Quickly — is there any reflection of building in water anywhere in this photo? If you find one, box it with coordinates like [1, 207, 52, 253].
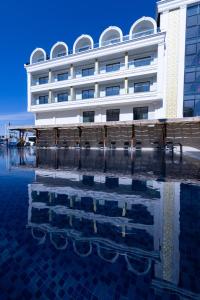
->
[27, 170, 184, 292]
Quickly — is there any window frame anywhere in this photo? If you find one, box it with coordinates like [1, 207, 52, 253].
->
[83, 111, 95, 123]
[105, 85, 120, 97]
[106, 109, 120, 122]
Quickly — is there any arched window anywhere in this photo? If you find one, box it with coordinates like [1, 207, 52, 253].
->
[50, 42, 68, 59]
[73, 35, 94, 53]
[99, 26, 123, 47]
[30, 48, 46, 64]
[129, 17, 157, 39]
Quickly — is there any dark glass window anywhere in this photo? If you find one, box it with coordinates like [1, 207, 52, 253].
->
[187, 5, 199, 17]
[184, 3, 200, 117]
[39, 76, 48, 84]
[57, 92, 68, 102]
[134, 82, 150, 93]
[184, 100, 195, 117]
[83, 111, 94, 123]
[186, 26, 199, 39]
[186, 44, 197, 55]
[133, 107, 148, 120]
[187, 15, 198, 27]
[185, 72, 196, 83]
[106, 109, 120, 122]
[82, 67, 94, 77]
[57, 72, 68, 81]
[39, 95, 48, 104]
[82, 89, 94, 99]
[133, 57, 151, 67]
[106, 62, 120, 72]
[106, 86, 120, 96]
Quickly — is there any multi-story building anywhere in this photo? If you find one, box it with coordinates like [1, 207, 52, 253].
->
[24, 0, 200, 127]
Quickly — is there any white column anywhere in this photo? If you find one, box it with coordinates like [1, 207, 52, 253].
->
[124, 77, 129, 94]
[177, 5, 187, 118]
[27, 72, 32, 109]
[70, 64, 74, 79]
[125, 52, 129, 69]
[49, 69, 52, 83]
[70, 86, 74, 101]
[157, 42, 165, 95]
[49, 90, 52, 104]
[95, 83, 99, 98]
[95, 59, 99, 75]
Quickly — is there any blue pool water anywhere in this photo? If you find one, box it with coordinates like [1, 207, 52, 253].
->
[0, 148, 200, 300]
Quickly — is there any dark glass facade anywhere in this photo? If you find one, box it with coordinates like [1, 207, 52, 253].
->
[184, 3, 200, 117]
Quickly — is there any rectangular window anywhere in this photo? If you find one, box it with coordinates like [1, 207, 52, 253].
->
[57, 72, 68, 81]
[39, 76, 48, 85]
[82, 89, 95, 99]
[39, 95, 48, 104]
[57, 92, 68, 102]
[134, 82, 150, 93]
[106, 62, 120, 72]
[186, 44, 197, 55]
[133, 107, 148, 120]
[83, 111, 95, 123]
[133, 57, 151, 67]
[185, 72, 196, 83]
[106, 86, 120, 97]
[82, 67, 94, 77]
[184, 100, 195, 117]
[106, 109, 120, 122]
[184, 3, 200, 117]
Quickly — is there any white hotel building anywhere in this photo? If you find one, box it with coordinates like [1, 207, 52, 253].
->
[25, 0, 200, 126]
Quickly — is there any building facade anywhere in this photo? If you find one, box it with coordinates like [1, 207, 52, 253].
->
[25, 0, 200, 127]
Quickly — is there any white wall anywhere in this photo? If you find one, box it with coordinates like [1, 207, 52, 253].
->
[35, 103, 162, 126]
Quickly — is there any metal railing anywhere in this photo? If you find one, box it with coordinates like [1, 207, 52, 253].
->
[31, 88, 155, 105]
[31, 57, 156, 86]
[31, 28, 160, 65]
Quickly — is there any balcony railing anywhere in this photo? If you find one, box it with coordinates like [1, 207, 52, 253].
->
[31, 87, 155, 106]
[31, 57, 156, 86]
[30, 28, 160, 65]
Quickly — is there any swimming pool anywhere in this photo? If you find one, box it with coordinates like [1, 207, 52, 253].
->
[0, 148, 199, 299]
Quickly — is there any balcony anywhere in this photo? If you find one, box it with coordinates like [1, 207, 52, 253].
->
[30, 81, 159, 110]
[30, 56, 157, 91]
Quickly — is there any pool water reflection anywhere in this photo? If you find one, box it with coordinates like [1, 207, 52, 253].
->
[0, 148, 200, 299]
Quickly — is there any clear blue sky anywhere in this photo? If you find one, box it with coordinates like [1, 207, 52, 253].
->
[0, 0, 156, 134]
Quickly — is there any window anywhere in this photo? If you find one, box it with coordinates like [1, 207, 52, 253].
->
[106, 62, 120, 72]
[184, 3, 200, 117]
[134, 82, 150, 93]
[185, 72, 196, 83]
[57, 72, 68, 81]
[83, 111, 95, 123]
[39, 95, 48, 104]
[133, 107, 148, 120]
[39, 76, 48, 85]
[186, 26, 199, 39]
[106, 86, 120, 96]
[78, 45, 90, 52]
[57, 92, 68, 102]
[57, 52, 66, 57]
[133, 57, 151, 67]
[82, 89, 94, 99]
[106, 109, 120, 122]
[184, 100, 195, 117]
[186, 44, 197, 55]
[187, 15, 198, 27]
[187, 4, 199, 17]
[82, 67, 94, 77]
